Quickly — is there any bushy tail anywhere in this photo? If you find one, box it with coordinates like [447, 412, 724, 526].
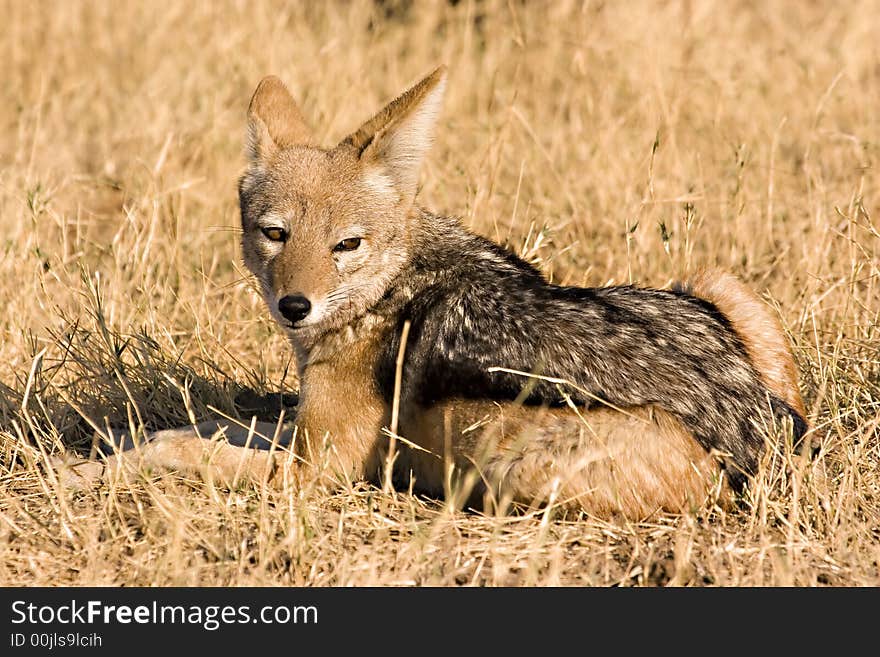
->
[677, 269, 808, 447]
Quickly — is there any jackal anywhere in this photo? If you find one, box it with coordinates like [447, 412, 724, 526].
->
[56, 67, 808, 518]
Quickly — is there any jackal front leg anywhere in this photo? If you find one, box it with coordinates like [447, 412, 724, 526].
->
[51, 419, 296, 490]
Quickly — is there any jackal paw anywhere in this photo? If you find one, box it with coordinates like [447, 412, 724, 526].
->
[47, 453, 106, 491]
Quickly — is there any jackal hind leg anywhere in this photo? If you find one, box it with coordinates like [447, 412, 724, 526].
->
[472, 406, 728, 519]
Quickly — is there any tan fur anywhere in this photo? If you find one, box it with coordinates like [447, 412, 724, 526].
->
[680, 269, 806, 417]
[344, 66, 446, 153]
[247, 75, 313, 160]
[349, 66, 447, 205]
[51, 70, 804, 521]
[53, 421, 292, 490]
[396, 399, 722, 518]
[293, 327, 389, 483]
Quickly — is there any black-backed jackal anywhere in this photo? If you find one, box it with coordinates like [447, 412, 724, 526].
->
[55, 67, 808, 519]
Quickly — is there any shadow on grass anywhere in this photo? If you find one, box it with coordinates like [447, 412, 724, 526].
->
[1, 323, 298, 462]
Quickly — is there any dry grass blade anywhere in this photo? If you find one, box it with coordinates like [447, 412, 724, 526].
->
[0, 0, 878, 586]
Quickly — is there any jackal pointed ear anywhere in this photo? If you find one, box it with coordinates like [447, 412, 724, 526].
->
[246, 76, 312, 163]
[342, 66, 447, 204]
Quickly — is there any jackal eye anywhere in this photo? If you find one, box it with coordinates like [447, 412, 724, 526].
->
[333, 237, 362, 252]
[261, 227, 287, 242]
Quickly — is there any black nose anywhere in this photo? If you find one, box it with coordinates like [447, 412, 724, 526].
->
[277, 295, 311, 324]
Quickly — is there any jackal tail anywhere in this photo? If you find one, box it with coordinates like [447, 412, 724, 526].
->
[679, 269, 807, 424]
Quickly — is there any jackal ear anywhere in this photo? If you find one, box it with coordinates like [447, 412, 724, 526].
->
[342, 66, 447, 204]
[246, 76, 313, 163]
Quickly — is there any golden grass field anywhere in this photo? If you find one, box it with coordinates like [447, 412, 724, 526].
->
[1, 0, 878, 586]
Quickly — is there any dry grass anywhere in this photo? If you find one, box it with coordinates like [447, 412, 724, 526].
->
[1, 0, 878, 586]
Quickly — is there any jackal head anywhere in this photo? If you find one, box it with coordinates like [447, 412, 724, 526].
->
[238, 67, 446, 347]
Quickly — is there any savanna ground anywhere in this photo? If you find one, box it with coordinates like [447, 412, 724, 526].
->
[0, 0, 878, 586]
